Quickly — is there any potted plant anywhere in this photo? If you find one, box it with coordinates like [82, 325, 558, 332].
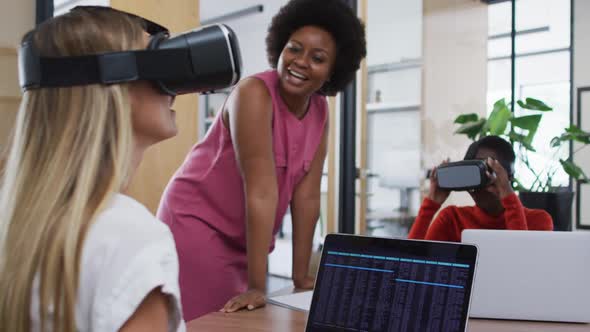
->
[453, 97, 589, 231]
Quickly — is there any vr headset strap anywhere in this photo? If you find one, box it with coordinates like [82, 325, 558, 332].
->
[19, 46, 194, 90]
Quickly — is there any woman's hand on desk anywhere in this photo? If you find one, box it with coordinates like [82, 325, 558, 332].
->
[293, 276, 315, 289]
[220, 289, 266, 313]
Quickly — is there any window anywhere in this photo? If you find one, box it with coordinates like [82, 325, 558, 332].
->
[487, 0, 571, 190]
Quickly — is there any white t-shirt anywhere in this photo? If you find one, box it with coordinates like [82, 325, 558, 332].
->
[30, 193, 186, 332]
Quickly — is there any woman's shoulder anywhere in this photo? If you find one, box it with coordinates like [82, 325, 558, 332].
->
[92, 193, 171, 240]
[78, 193, 183, 331]
[226, 74, 274, 114]
[82, 193, 177, 277]
[233, 74, 273, 99]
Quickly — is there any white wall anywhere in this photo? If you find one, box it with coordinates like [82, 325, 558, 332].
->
[0, 0, 35, 153]
[200, 0, 288, 78]
[366, 0, 422, 67]
[0, 0, 35, 47]
[422, 0, 488, 207]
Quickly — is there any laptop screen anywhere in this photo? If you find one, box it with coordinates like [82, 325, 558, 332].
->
[306, 234, 478, 332]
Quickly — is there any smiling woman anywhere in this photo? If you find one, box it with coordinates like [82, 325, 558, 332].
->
[156, 0, 366, 321]
[275, 25, 336, 118]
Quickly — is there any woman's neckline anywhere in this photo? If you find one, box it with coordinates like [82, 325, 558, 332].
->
[276, 81, 312, 122]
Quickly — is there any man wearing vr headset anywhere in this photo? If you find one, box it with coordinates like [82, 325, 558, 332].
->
[408, 136, 553, 242]
[0, 6, 241, 332]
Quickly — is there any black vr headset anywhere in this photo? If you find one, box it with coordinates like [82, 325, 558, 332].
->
[436, 160, 495, 191]
[435, 151, 515, 192]
[18, 6, 242, 96]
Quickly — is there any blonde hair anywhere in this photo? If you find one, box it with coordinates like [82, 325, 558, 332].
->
[0, 8, 145, 332]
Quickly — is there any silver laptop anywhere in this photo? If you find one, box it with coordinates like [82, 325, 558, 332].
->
[462, 230, 590, 323]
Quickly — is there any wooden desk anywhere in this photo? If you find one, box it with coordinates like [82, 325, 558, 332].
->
[188, 288, 590, 332]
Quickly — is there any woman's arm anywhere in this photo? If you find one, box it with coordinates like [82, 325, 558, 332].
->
[424, 210, 458, 242]
[408, 162, 449, 239]
[486, 158, 528, 230]
[119, 288, 170, 332]
[501, 193, 528, 230]
[290, 124, 328, 289]
[222, 78, 277, 313]
[408, 198, 443, 239]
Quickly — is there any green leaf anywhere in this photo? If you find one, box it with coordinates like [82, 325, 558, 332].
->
[487, 101, 512, 135]
[566, 125, 590, 143]
[511, 115, 542, 131]
[566, 125, 585, 134]
[551, 125, 590, 147]
[509, 132, 536, 151]
[517, 98, 553, 111]
[510, 114, 542, 145]
[560, 159, 589, 182]
[455, 119, 486, 140]
[551, 133, 572, 147]
[550, 136, 562, 148]
[508, 132, 527, 142]
[520, 141, 536, 152]
[454, 113, 479, 124]
[492, 98, 508, 113]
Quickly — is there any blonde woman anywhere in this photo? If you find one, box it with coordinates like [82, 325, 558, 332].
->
[0, 7, 184, 332]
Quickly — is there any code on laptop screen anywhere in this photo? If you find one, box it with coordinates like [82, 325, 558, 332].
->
[306, 235, 477, 332]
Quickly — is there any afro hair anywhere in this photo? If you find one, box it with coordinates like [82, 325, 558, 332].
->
[265, 0, 367, 96]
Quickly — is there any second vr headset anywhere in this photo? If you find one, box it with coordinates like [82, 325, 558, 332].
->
[18, 6, 242, 96]
[436, 159, 514, 191]
[436, 160, 493, 191]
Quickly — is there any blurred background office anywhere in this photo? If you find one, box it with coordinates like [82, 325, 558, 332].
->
[1, 0, 588, 289]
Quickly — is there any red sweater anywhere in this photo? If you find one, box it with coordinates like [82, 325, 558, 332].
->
[408, 193, 553, 242]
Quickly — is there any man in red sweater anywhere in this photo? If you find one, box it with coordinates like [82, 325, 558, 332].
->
[408, 136, 553, 242]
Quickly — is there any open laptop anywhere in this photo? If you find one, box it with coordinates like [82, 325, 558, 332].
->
[462, 229, 590, 323]
[305, 234, 478, 332]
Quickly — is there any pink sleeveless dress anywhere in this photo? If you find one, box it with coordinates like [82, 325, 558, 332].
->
[157, 70, 328, 321]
